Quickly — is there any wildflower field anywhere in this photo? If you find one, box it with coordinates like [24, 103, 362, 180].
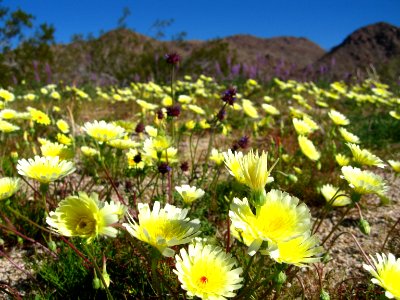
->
[0, 62, 400, 299]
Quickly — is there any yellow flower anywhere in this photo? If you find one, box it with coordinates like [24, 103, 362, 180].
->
[0, 89, 15, 102]
[185, 120, 196, 130]
[229, 189, 312, 256]
[199, 119, 210, 129]
[341, 166, 387, 196]
[261, 103, 280, 115]
[0, 177, 20, 200]
[224, 149, 277, 193]
[123, 201, 201, 257]
[174, 243, 243, 299]
[126, 149, 146, 169]
[328, 109, 350, 126]
[145, 125, 158, 137]
[363, 253, 400, 299]
[50, 91, 61, 100]
[242, 99, 259, 119]
[83, 120, 126, 143]
[188, 104, 206, 115]
[162, 96, 173, 106]
[267, 234, 323, 267]
[303, 116, 319, 131]
[136, 99, 158, 111]
[0, 109, 17, 119]
[40, 142, 72, 160]
[24, 93, 36, 101]
[320, 184, 351, 206]
[209, 148, 224, 165]
[388, 160, 400, 173]
[293, 118, 313, 135]
[56, 119, 70, 134]
[81, 146, 100, 157]
[57, 133, 73, 146]
[175, 185, 205, 204]
[335, 153, 350, 166]
[178, 95, 192, 104]
[0, 120, 19, 133]
[298, 136, 320, 161]
[338, 127, 360, 144]
[28, 107, 51, 125]
[347, 143, 385, 168]
[46, 192, 124, 243]
[107, 138, 139, 150]
[17, 156, 75, 183]
[389, 111, 400, 120]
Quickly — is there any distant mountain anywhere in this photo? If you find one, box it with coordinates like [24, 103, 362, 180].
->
[21, 22, 400, 84]
[314, 22, 400, 79]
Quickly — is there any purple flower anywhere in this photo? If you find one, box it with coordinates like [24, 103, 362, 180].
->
[165, 53, 181, 65]
[221, 87, 237, 106]
[166, 105, 181, 117]
[158, 162, 171, 174]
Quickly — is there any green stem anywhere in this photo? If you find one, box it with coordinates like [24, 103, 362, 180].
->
[150, 249, 162, 296]
[83, 243, 113, 300]
[236, 256, 265, 299]
[6, 206, 52, 234]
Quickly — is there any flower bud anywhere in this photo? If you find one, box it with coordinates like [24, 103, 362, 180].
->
[93, 277, 101, 290]
[358, 218, 371, 235]
[47, 240, 57, 252]
[321, 252, 331, 264]
[320, 289, 330, 300]
[287, 174, 298, 183]
[273, 271, 287, 285]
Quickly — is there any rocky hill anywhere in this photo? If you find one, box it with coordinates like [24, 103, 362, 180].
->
[314, 22, 400, 80]
[14, 22, 400, 84]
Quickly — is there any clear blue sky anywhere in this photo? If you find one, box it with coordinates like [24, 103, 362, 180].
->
[3, 0, 400, 50]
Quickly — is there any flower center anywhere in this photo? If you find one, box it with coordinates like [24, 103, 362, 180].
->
[200, 276, 208, 284]
[75, 217, 96, 235]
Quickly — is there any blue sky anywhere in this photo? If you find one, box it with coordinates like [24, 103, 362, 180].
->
[3, 0, 400, 50]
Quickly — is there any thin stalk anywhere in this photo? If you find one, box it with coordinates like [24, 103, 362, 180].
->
[326, 231, 373, 267]
[236, 256, 265, 299]
[60, 236, 92, 268]
[150, 249, 162, 296]
[0, 223, 56, 258]
[381, 216, 400, 252]
[0, 249, 38, 283]
[321, 205, 353, 245]
[102, 162, 127, 206]
[83, 243, 113, 300]
[6, 206, 53, 234]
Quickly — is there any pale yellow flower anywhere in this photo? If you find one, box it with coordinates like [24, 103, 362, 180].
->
[229, 190, 311, 256]
[347, 143, 385, 168]
[341, 166, 387, 196]
[83, 120, 126, 143]
[363, 253, 400, 299]
[0, 177, 20, 200]
[123, 201, 201, 257]
[175, 185, 205, 204]
[56, 119, 70, 134]
[47, 192, 124, 243]
[174, 243, 243, 299]
[388, 160, 400, 173]
[328, 109, 350, 126]
[242, 99, 259, 119]
[320, 184, 351, 206]
[298, 136, 320, 161]
[17, 156, 75, 183]
[267, 234, 323, 267]
[335, 153, 350, 166]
